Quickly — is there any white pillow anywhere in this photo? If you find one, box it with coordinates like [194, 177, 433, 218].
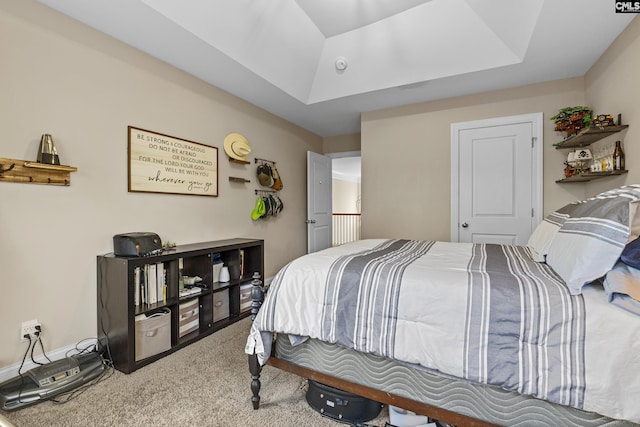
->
[527, 212, 565, 262]
[546, 185, 640, 295]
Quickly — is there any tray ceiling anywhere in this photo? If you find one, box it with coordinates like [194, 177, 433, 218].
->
[37, 0, 635, 136]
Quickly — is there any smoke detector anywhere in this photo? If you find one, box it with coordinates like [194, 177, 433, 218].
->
[335, 57, 348, 71]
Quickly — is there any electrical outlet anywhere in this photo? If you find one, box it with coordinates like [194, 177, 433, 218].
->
[20, 319, 41, 341]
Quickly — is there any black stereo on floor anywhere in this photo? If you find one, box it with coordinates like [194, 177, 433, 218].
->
[0, 352, 106, 411]
[306, 380, 383, 424]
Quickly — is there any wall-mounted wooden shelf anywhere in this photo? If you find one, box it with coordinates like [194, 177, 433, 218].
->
[228, 157, 250, 165]
[556, 170, 628, 183]
[554, 125, 629, 149]
[554, 117, 629, 184]
[229, 176, 250, 183]
[0, 157, 77, 186]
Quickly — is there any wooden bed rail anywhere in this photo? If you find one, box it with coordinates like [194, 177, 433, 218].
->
[248, 348, 498, 427]
[267, 356, 499, 427]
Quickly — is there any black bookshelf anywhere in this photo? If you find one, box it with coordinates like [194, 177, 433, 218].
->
[97, 238, 264, 373]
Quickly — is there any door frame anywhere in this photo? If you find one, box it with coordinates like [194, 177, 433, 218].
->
[450, 113, 543, 242]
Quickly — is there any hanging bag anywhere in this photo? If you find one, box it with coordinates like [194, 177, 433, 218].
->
[270, 164, 283, 191]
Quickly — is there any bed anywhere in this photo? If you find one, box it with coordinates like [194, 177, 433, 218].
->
[246, 185, 640, 426]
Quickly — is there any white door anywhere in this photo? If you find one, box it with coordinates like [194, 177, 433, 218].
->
[307, 151, 332, 253]
[451, 113, 542, 245]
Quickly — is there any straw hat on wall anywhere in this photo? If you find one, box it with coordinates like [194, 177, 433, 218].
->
[223, 133, 251, 162]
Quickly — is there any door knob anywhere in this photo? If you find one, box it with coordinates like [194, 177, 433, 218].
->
[461, 222, 469, 228]
[305, 219, 316, 224]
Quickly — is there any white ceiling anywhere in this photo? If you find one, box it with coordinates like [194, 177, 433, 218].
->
[332, 157, 362, 182]
[37, 0, 635, 137]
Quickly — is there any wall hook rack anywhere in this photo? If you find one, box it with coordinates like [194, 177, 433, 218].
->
[254, 158, 276, 164]
[0, 157, 77, 186]
[0, 162, 16, 174]
[255, 189, 277, 195]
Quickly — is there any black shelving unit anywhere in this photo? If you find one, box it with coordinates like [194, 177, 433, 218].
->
[97, 238, 263, 373]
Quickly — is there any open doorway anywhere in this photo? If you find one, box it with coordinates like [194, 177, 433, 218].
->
[330, 152, 361, 246]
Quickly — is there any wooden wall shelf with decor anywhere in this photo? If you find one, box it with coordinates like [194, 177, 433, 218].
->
[0, 157, 78, 186]
[553, 124, 629, 149]
[554, 117, 629, 184]
[556, 170, 628, 183]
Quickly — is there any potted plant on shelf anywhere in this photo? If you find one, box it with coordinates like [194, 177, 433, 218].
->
[550, 106, 593, 139]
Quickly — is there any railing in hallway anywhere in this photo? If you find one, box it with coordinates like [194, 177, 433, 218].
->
[332, 213, 361, 246]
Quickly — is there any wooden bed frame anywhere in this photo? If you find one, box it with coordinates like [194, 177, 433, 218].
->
[247, 281, 497, 427]
[248, 352, 498, 427]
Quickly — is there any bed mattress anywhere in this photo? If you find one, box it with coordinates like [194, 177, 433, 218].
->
[275, 336, 637, 427]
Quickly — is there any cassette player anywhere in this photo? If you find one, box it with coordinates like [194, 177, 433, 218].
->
[113, 232, 162, 257]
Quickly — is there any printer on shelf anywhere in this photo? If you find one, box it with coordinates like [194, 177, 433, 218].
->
[113, 232, 162, 257]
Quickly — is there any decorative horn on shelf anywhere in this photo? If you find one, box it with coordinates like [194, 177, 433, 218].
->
[37, 134, 60, 165]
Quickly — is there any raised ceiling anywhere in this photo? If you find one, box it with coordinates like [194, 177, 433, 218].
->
[37, 0, 635, 136]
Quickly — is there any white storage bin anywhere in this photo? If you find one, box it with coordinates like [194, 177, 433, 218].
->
[239, 283, 252, 313]
[389, 405, 435, 427]
[212, 262, 223, 283]
[135, 308, 171, 361]
[179, 299, 199, 337]
[213, 289, 230, 322]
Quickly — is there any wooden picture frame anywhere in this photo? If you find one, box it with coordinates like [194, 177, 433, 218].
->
[128, 126, 218, 197]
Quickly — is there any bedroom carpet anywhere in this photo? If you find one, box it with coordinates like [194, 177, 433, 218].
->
[1, 317, 390, 427]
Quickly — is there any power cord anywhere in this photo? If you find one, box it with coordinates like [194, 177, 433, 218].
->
[50, 359, 113, 405]
[51, 336, 115, 405]
[18, 335, 32, 375]
[30, 325, 52, 365]
[97, 259, 115, 367]
[16, 334, 33, 404]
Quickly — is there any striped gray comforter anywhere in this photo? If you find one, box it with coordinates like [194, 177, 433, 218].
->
[247, 239, 640, 423]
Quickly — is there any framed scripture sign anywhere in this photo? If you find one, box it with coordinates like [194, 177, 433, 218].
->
[128, 126, 218, 197]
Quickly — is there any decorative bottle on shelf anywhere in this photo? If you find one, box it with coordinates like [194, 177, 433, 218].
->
[613, 140, 625, 171]
[219, 265, 230, 283]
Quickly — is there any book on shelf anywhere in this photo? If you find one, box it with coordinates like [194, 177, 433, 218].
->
[147, 263, 157, 304]
[134, 266, 141, 306]
[240, 249, 245, 278]
[156, 262, 166, 304]
[140, 267, 146, 305]
[212, 253, 222, 283]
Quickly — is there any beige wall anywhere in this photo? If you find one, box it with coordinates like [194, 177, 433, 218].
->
[359, 16, 640, 243]
[585, 16, 640, 195]
[0, 2, 321, 366]
[333, 179, 361, 214]
[323, 133, 361, 154]
[361, 78, 589, 241]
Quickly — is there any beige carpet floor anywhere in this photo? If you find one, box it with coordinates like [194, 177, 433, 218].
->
[1, 317, 390, 427]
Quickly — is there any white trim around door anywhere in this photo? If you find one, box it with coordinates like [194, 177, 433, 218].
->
[450, 112, 543, 243]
